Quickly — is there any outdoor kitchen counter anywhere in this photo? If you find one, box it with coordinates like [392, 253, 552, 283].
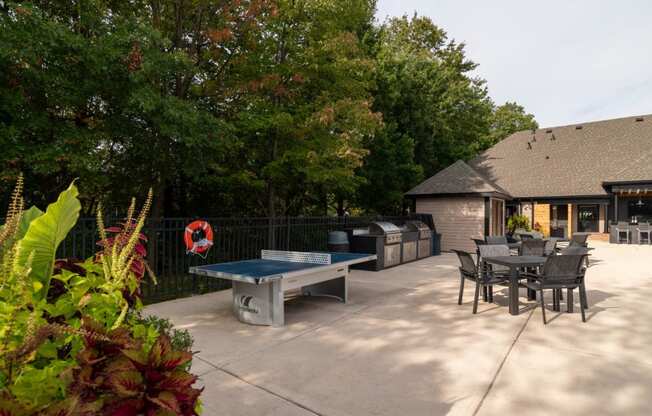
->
[609, 223, 648, 244]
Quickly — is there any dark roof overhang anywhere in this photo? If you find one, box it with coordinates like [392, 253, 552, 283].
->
[511, 195, 610, 205]
[406, 191, 512, 200]
[602, 180, 652, 194]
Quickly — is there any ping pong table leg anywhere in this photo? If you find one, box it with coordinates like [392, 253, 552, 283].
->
[232, 280, 284, 326]
[301, 272, 348, 303]
[271, 280, 285, 327]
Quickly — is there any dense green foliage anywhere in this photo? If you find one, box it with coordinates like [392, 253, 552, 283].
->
[0, 1, 536, 216]
[479, 102, 539, 151]
[507, 214, 531, 234]
[0, 178, 200, 414]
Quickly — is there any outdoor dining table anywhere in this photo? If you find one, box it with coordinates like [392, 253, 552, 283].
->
[482, 255, 547, 315]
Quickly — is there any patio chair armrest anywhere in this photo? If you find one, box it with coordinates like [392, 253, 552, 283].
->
[520, 272, 542, 280]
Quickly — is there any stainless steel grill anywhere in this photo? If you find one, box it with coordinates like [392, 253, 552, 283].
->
[348, 221, 402, 271]
[406, 221, 432, 240]
[369, 221, 402, 244]
[406, 221, 432, 259]
[398, 223, 418, 263]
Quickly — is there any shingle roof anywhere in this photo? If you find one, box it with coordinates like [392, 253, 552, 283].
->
[405, 160, 510, 197]
[408, 114, 652, 199]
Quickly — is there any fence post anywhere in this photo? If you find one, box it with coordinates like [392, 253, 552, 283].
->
[267, 217, 275, 250]
[286, 216, 291, 251]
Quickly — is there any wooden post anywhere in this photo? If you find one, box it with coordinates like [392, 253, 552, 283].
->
[567, 204, 573, 238]
[533, 203, 551, 237]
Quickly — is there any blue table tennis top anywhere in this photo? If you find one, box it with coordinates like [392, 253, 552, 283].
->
[189, 252, 374, 284]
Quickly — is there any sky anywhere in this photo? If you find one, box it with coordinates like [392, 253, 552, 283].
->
[376, 0, 652, 128]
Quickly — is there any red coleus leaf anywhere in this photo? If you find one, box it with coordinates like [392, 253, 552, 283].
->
[147, 391, 180, 414]
[134, 243, 147, 256]
[155, 370, 198, 391]
[106, 370, 144, 398]
[174, 385, 203, 408]
[101, 398, 145, 416]
[159, 350, 193, 371]
[105, 226, 124, 233]
[53, 258, 86, 276]
[106, 355, 138, 373]
[144, 369, 165, 384]
[131, 261, 145, 277]
[96, 237, 114, 247]
[149, 335, 173, 368]
[77, 348, 102, 365]
[122, 348, 148, 368]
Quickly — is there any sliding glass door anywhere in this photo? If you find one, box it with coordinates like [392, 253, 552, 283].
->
[577, 205, 599, 232]
[550, 205, 568, 237]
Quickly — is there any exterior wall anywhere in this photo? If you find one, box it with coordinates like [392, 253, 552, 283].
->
[533, 203, 551, 237]
[416, 197, 484, 252]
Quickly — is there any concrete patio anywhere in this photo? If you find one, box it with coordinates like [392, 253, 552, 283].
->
[146, 242, 652, 416]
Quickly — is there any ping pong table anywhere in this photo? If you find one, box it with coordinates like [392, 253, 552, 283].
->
[189, 250, 376, 326]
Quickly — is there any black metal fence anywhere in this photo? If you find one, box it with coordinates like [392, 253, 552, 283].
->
[53, 214, 434, 303]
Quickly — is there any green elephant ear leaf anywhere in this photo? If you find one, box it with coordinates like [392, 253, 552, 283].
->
[15, 183, 81, 299]
[17, 206, 45, 241]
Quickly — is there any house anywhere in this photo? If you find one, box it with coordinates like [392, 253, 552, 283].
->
[406, 114, 652, 252]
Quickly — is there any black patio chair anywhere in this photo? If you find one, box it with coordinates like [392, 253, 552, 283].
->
[560, 245, 591, 256]
[520, 239, 546, 256]
[453, 249, 509, 314]
[560, 246, 591, 310]
[486, 235, 508, 245]
[522, 254, 589, 324]
[544, 239, 557, 256]
[477, 244, 511, 306]
[568, 234, 591, 267]
[472, 237, 486, 259]
[570, 233, 589, 247]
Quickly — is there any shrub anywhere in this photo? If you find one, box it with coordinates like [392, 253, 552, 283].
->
[0, 176, 202, 414]
[507, 214, 531, 233]
[139, 314, 194, 353]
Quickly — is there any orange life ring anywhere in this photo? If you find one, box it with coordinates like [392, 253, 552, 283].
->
[184, 220, 214, 255]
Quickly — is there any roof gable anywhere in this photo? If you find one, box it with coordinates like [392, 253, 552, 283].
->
[406, 160, 510, 197]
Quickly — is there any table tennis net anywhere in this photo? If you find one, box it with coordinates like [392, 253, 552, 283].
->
[261, 250, 332, 265]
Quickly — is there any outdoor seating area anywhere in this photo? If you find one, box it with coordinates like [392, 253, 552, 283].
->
[459, 234, 591, 322]
[146, 241, 652, 415]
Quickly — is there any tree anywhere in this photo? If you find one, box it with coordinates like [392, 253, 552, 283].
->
[219, 0, 381, 216]
[0, 0, 269, 216]
[356, 15, 493, 213]
[1, 3, 537, 218]
[480, 101, 538, 150]
[356, 122, 422, 214]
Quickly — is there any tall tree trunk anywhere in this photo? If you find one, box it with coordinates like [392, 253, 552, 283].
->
[337, 198, 344, 217]
[267, 135, 278, 218]
[151, 176, 165, 219]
